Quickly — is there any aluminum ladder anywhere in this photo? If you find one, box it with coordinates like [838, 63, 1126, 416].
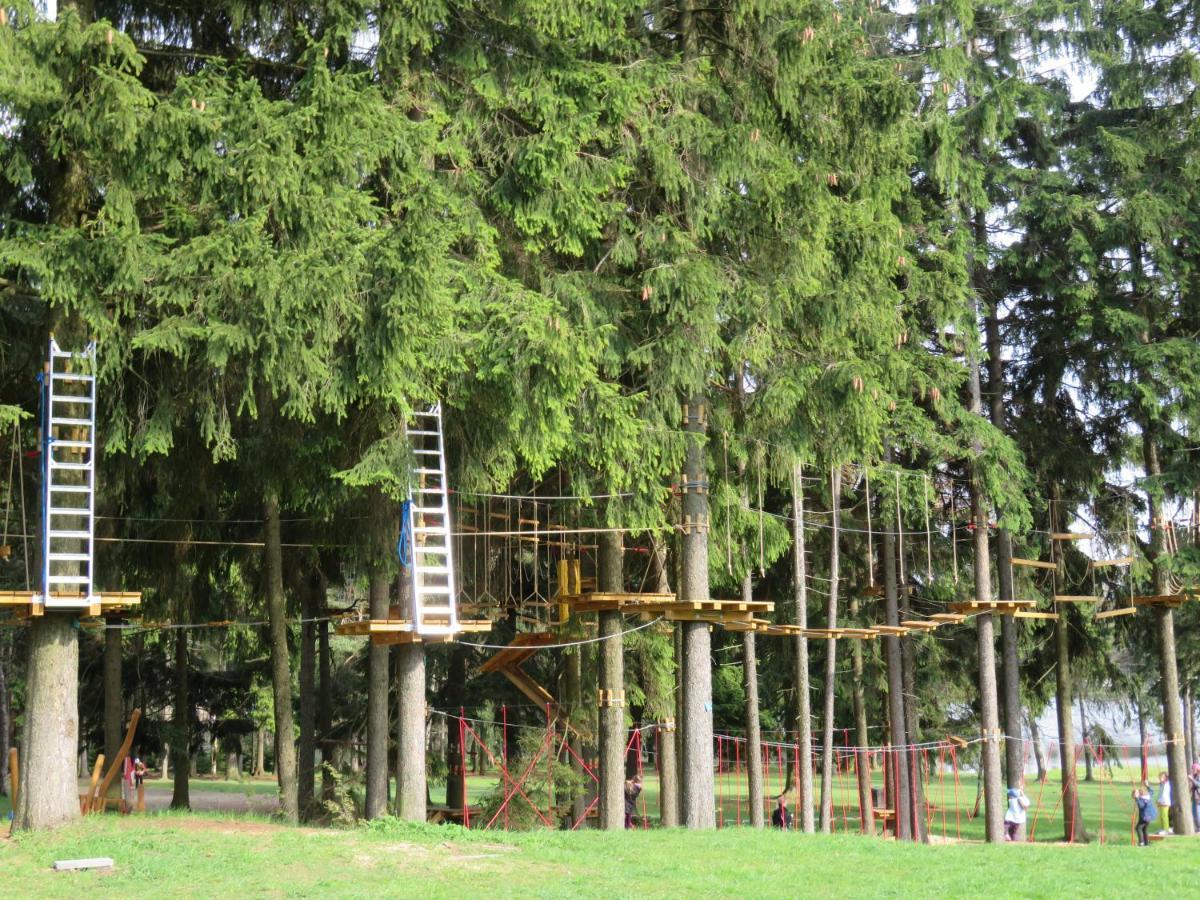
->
[406, 404, 459, 636]
[39, 337, 98, 611]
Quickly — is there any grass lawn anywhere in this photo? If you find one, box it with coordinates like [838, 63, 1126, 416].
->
[2, 810, 1197, 898]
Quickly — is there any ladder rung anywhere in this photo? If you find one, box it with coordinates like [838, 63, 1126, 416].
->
[52, 394, 93, 403]
[51, 440, 92, 449]
[412, 506, 446, 514]
[417, 585, 453, 594]
[415, 565, 451, 575]
[410, 410, 440, 418]
[50, 372, 94, 382]
[414, 468, 443, 475]
[49, 461, 91, 471]
[413, 449, 441, 455]
[50, 417, 93, 427]
[48, 575, 91, 584]
[49, 484, 91, 493]
[48, 507, 89, 516]
[418, 606, 454, 615]
[413, 526, 449, 535]
[48, 552, 91, 561]
[407, 430, 440, 436]
[413, 545, 448, 553]
[49, 530, 91, 539]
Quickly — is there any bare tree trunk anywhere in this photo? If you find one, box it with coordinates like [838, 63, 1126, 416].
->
[1080, 695, 1094, 782]
[264, 489, 299, 823]
[818, 466, 841, 833]
[1143, 433, 1194, 835]
[598, 529, 626, 830]
[0, 635, 11, 797]
[1050, 491, 1087, 841]
[14, 616, 79, 830]
[365, 570, 391, 819]
[792, 462, 815, 833]
[298, 569, 323, 815]
[680, 394, 715, 828]
[968, 342, 1003, 843]
[653, 542, 679, 828]
[899, 569, 927, 843]
[743, 592, 764, 826]
[104, 620, 122, 766]
[171, 625, 190, 809]
[1027, 714, 1047, 783]
[318, 619, 333, 803]
[395, 641, 426, 822]
[445, 647, 466, 810]
[883, 520, 912, 840]
[1185, 685, 1196, 777]
[850, 591, 873, 834]
[985, 306, 1025, 791]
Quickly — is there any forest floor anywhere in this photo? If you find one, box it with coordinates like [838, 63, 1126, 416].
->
[2, 810, 1199, 898]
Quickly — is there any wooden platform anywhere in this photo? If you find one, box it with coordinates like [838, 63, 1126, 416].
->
[1132, 593, 1196, 609]
[949, 599, 1036, 616]
[335, 617, 492, 645]
[1053, 595, 1099, 603]
[1014, 610, 1058, 620]
[1095, 606, 1138, 620]
[427, 803, 483, 825]
[1011, 557, 1056, 570]
[900, 619, 940, 632]
[558, 591, 677, 612]
[1090, 556, 1135, 569]
[0, 590, 141, 618]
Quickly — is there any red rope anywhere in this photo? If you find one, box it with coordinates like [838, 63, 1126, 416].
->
[734, 736, 742, 826]
[635, 729, 648, 829]
[501, 704, 508, 831]
[459, 706, 469, 827]
[950, 746, 962, 840]
[716, 734, 724, 827]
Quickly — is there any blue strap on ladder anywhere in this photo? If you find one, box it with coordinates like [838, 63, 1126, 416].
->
[397, 499, 413, 570]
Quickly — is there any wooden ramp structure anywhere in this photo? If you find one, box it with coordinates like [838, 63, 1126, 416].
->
[478, 632, 566, 719]
[81, 708, 142, 814]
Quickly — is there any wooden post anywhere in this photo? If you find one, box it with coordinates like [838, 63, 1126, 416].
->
[83, 754, 104, 814]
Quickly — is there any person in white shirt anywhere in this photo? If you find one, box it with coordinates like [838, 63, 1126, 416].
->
[1004, 779, 1031, 841]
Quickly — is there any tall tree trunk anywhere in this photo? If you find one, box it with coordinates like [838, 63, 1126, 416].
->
[1027, 714, 1047, 783]
[652, 541, 679, 828]
[818, 466, 842, 833]
[445, 647, 466, 810]
[985, 308, 1024, 790]
[264, 489, 299, 823]
[1143, 433, 1194, 835]
[743, 574, 763, 827]
[395, 641, 426, 822]
[0, 638, 9, 797]
[1137, 696, 1149, 783]
[365, 570, 391, 819]
[792, 462, 815, 833]
[598, 529, 626, 830]
[679, 394, 714, 828]
[1050, 489, 1087, 841]
[15, 617, 80, 830]
[849, 590, 873, 833]
[104, 619, 122, 767]
[882, 521, 912, 840]
[1080, 695, 1094, 782]
[298, 569, 323, 816]
[968, 328, 1003, 843]
[1185, 685, 1196, 778]
[171, 625, 190, 809]
[318, 619, 333, 803]
[899, 562, 927, 843]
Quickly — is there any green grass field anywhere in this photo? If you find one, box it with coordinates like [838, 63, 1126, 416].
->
[442, 763, 1156, 845]
[2, 811, 1197, 898]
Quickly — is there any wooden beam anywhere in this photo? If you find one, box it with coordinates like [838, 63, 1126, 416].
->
[1050, 532, 1093, 541]
[1011, 557, 1056, 570]
[1089, 556, 1135, 569]
[1095, 607, 1138, 620]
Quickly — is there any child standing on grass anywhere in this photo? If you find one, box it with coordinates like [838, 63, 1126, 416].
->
[1156, 771, 1172, 835]
[1134, 787, 1155, 846]
[1004, 782, 1030, 842]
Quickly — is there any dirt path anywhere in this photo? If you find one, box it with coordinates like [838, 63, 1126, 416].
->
[140, 784, 280, 814]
